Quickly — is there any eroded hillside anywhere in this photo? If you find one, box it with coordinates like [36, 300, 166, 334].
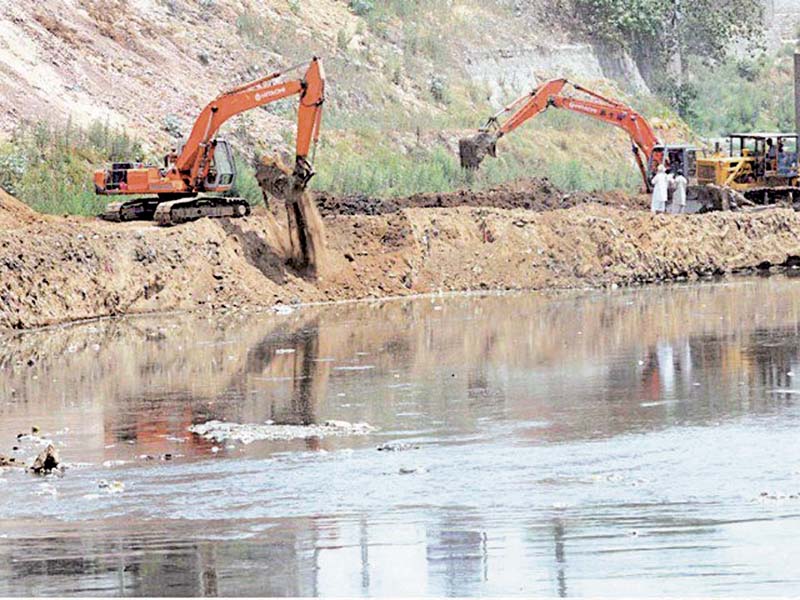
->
[0, 0, 684, 198]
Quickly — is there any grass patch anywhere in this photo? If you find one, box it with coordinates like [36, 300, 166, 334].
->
[226, 154, 264, 207]
[684, 53, 795, 136]
[313, 132, 641, 198]
[0, 120, 265, 216]
[0, 120, 143, 216]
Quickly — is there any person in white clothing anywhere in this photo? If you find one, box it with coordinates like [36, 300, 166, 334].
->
[650, 164, 668, 214]
[666, 169, 676, 213]
[672, 172, 688, 214]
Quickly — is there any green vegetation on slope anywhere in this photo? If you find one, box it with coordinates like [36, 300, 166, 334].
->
[575, 0, 765, 116]
[0, 121, 140, 216]
[304, 0, 646, 196]
[312, 118, 641, 198]
[683, 48, 796, 136]
[0, 121, 262, 216]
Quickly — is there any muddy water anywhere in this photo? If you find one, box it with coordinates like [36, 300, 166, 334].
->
[2, 278, 800, 596]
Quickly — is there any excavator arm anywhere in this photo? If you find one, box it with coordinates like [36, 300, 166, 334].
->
[176, 57, 325, 190]
[459, 79, 663, 191]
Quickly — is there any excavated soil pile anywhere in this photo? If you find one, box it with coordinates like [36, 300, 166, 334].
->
[0, 188, 41, 229]
[2, 184, 800, 331]
[0, 214, 326, 330]
[314, 178, 647, 217]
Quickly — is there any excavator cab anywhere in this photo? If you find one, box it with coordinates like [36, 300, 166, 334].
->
[649, 145, 697, 182]
[203, 139, 236, 192]
[650, 144, 697, 184]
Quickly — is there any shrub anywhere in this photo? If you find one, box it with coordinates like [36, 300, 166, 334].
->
[348, 0, 375, 16]
[162, 114, 183, 138]
[428, 74, 449, 103]
[226, 155, 264, 207]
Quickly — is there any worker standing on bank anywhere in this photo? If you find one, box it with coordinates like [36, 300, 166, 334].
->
[651, 164, 668, 214]
[672, 171, 688, 214]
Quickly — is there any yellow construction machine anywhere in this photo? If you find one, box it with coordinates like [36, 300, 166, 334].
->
[696, 133, 800, 205]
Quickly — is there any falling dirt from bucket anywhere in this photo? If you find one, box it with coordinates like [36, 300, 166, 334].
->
[255, 156, 329, 277]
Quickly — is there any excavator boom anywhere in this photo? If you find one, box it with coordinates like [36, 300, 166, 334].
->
[459, 79, 673, 191]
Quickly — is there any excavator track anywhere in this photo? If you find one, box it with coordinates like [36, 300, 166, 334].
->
[689, 185, 800, 213]
[741, 186, 800, 206]
[100, 198, 162, 222]
[153, 196, 251, 226]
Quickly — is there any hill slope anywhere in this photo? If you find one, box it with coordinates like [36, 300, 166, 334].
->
[0, 0, 679, 201]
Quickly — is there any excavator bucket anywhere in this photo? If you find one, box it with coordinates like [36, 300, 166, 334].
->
[459, 132, 498, 170]
[255, 155, 294, 200]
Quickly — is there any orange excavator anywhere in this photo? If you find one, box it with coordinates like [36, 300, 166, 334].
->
[94, 57, 325, 225]
[459, 79, 696, 191]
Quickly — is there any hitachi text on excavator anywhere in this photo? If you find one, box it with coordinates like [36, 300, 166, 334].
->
[459, 79, 696, 192]
[94, 57, 325, 226]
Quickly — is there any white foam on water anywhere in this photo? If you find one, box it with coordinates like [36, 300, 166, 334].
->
[189, 419, 378, 444]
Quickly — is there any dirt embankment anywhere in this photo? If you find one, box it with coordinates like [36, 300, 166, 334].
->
[0, 188, 42, 229]
[3, 182, 800, 331]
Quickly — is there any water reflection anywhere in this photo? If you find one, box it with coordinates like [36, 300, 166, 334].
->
[3, 277, 800, 595]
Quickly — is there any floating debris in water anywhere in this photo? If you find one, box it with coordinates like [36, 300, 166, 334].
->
[189, 419, 377, 444]
[98, 480, 125, 494]
[758, 491, 800, 501]
[398, 466, 427, 475]
[377, 442, 420, 452]
[0, 455, 20, 468]
[640, 400, 680, 408]
[29, 444, 60, 475]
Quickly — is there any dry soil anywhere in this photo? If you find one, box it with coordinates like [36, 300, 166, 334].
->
[2, 181, 800, 331]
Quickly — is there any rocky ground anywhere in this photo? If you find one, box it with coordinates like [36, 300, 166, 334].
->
[3, 180, 800, 332]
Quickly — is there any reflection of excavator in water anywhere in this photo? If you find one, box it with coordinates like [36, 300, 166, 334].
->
[94, 57, 325, 227]
[460, 79, 697, 192]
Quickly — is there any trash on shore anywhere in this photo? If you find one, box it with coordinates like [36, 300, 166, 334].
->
[189, 419, 377, 444]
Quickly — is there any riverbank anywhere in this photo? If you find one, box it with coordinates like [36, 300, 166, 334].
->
[2, 182, 800, 331]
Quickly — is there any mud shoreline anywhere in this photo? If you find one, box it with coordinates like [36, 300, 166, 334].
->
[3, 181, 800, 332]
